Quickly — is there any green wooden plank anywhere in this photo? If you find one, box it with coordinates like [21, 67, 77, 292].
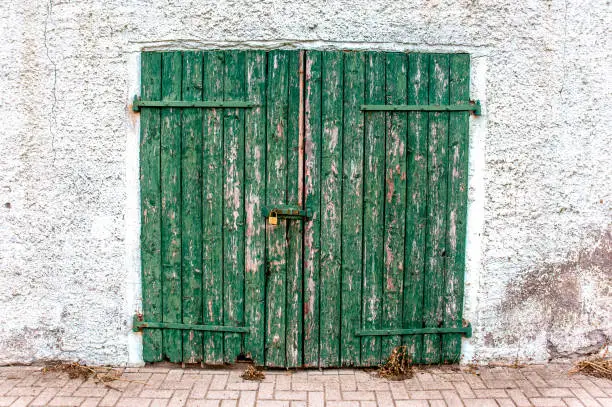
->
[442, 54, 470, 363]
[243, 50, 267, 365]
[286, 51, 303, 368]
[202, 51, 225, 364]
[403, 53, 430, 364]
[303, 50, 322, 367]
[265, 50, 289, 367]
[361, 52, 386, 367]
[381, 52, 408, 359]
[160, 51, 183, 363]
[423, 54, 450, 364]
[181, 51, 204, 363]
[140, 52, 163, 362]
[223, 50, 247, 363]
[319, 51, 344, 367]
[340, 51, 365, 367]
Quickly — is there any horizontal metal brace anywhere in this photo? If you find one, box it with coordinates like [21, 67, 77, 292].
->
[132, 96, 256, 112]
[355, 324, 472, 338]
[361, 100, 481, 116]
[261, 205, 310, 220]
[132, 316, 250, 333]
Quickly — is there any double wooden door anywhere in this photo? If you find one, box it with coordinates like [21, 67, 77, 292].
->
[138, 50, 472, 367]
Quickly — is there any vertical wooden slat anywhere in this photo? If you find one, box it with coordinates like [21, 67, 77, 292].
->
[361, 52, 385, 366]
[381, 52, 407, 358]
[161, 51, 183, 363]
[442, 54, 470, 363]
[265, 50, 289, 367]
[303, 50, 322, 367]
[223, 50, 246, 363]
[181, 51, 203, 363]
[403, 53, 429, 364]
[423, 54, 450, 364]
[286, 51, 303, 368]
[244, 50, 267, 365]
[319, 51, 344, 367]
[202, 51, 225, 364]
[140, 52, 163, 362]
[340, 51, 365, 367]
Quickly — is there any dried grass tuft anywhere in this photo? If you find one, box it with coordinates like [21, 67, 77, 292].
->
[42, 362, 123, 387]
[378, 345, 414, 380]
[569, 346, 612, 380]
[241, 364, 265, 381]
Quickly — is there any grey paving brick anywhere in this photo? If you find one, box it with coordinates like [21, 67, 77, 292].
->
[0, 364, 609, 407]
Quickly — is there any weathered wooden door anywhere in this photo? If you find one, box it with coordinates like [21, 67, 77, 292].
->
[300, 51, 473, 367]
[137, 50, 473, 367]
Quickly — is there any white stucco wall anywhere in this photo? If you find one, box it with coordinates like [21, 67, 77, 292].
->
[0, 0, 610, 366]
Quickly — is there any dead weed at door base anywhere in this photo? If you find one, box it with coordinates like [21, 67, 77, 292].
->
[378, 346, 414, 380]
[241, 364, 266, 381]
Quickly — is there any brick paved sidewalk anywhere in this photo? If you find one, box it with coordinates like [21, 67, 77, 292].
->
[0, 363, 610, 406]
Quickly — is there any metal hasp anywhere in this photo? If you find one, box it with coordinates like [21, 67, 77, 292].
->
[355, 323, 472, 338]
[132, 95, 256, 112]
[361, 100, 481, 116]
[261, 205, 310, 220]
[132, 315, 250, 334]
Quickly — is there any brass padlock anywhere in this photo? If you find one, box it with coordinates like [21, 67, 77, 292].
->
[269, 210, 278, 225]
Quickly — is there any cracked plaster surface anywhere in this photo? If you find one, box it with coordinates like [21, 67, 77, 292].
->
[0, 0, 610, 365]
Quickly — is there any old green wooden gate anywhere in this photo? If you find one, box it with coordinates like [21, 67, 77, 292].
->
[135, 50, 475, 367]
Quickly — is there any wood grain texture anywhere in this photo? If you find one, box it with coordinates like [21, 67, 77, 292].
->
[423, 54, 450, 364]
[442, 54, 470, 363]
[181, 51, 203, 363]
[223, 50, 246, 363]
[303, 50, 322, 367]
[243, 50, 267, 365]
[161, 51, 183, 363]
[403, 53, 430, 364]
[340, 51, 365, 367]
[202, 51, 225, 364]
[382, 52, 407, 358]
[265, 50, 289, 367]
[140, 52, 163, 362]
[319, 51, 344, 367]
[361, 52, 385, 367]
[286, 51, 303, 368]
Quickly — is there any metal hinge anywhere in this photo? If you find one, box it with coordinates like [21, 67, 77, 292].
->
[355, 323, 472, 338]
[361, 100, 481, 116]
[132, 314, 251, 334]
[132, 96, 257, 112]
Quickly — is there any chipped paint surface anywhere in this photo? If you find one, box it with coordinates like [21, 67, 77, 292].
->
[302, 51, 321, 367]
[243, 51, 267, 366]
[0, 0, 610, 365]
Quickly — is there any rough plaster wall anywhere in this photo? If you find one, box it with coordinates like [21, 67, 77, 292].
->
[0, 0, 609, 365]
